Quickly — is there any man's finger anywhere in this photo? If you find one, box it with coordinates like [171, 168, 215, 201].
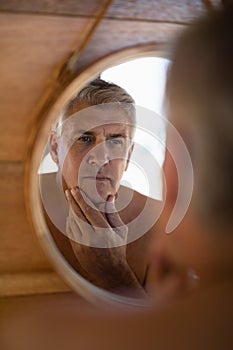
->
[65, 189, 88, 223]
[70, 187, 109, 228]
[105, 196, 127, 237]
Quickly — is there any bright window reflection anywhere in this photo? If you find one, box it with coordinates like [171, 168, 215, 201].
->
[101, 57, 169, 200]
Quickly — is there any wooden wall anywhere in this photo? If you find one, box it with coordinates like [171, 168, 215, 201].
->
[0, 0, 211, 297]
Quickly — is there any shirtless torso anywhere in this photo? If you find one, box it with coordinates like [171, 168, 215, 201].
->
[39, 172, 163, 295]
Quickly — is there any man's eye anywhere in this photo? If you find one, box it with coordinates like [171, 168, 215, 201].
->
[77, 135, 93, 143]
[108, 138, 123, 146]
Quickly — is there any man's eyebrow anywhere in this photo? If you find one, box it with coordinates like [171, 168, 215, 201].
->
[108, 133, 127, 138]
[74, 130, 95, 135]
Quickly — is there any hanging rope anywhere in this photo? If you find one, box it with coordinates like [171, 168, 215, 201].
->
[57, 0, 112, 82]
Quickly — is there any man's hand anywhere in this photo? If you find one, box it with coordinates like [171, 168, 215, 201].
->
[65, 187, 127, 249]
[65, 187, 146, 298]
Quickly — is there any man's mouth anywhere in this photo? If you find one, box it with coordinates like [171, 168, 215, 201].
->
[82, 176, 111, 182]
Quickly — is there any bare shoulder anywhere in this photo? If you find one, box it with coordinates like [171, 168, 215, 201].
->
[117, 184, 163, 224]
[39, 171, 57, 187]
[39, 172, 68, 233]
[117, 186, 163, 284]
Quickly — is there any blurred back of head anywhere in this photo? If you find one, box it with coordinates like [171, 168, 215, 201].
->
[165, 5, 233, 230]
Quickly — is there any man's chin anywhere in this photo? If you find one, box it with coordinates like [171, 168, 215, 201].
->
[78, 180, 113, 206]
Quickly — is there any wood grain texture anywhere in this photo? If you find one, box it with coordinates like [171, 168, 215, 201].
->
[0, 272, 70, 297]
[0, 292, 90, 320]
[0, 0, 208, 23]
[75, 19, 184, 73]
[0, 13, 94, 161]
[0, 0, 105, 17]
[0, 161, 71, 295]
[0, 161, 53, 274]
[107, 0, 206, 23]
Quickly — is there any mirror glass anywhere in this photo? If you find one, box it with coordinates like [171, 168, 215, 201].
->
[29, 48, 170, 308]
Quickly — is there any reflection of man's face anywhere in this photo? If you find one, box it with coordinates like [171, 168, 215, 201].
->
[55, 104, 134, 206]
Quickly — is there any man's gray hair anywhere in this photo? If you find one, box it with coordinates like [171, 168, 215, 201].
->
[60, 78, 135, 124]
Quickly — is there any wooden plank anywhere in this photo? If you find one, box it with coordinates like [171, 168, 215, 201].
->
[0, 272, 70, 297]
[0, 0, 207, 23]
[0, 13, 95, 161]
[75, 19, 184, 73]
[0, 0, 105, 17]
[0, 161, 53, 273]
[107, 0, 206, 23]
[0, 292, 89, 320]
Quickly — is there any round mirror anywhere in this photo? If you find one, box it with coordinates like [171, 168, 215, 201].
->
[27, 44, 170, 308]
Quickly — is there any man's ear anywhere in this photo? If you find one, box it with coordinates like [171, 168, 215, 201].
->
[125, 143, 134, 171]
[49, 132, 59, 165]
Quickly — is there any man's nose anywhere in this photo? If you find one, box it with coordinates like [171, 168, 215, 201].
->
[87, 142, 110, 167]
